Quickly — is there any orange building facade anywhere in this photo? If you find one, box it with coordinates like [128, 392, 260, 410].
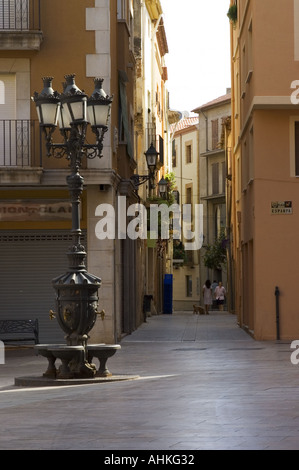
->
[229, 0, 299, 339]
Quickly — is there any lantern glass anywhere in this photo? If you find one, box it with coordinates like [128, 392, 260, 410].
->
[158, 178, 168, 196]
[61, 97, 87, 125]
[87, 102, 110, 127]
[146, 153, 157, 171]
[59, 103, 72, 130]
[39, 102, 60, 127]
[145, 143, 159, 172]
[147, 155, 156, 169]
[69, 98, 87, 123]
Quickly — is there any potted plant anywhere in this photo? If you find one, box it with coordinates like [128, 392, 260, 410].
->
[227, 4, 237, 25]
[173, 241, 187, 264]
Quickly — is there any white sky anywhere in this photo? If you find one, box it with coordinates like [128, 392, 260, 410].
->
[161, 0, 231, 115]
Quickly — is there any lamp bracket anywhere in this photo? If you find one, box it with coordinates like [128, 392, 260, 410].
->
[130, 174, 150, 187]
[42, 123, 108, 164]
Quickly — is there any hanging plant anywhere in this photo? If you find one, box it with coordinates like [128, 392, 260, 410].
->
[227, 4, 237, 24]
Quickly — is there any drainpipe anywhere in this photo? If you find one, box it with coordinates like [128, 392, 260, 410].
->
[275, 286, 280, 340]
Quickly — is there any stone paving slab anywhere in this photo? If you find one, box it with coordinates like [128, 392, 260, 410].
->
[0, 311, 298, 450]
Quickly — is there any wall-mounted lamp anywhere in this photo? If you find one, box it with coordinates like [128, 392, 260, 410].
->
[158, 177, 168, 199]
[131, 143, 160, 190]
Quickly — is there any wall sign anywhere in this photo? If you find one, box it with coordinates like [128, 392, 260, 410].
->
[0, 200, 72, 221]
[271, 201, 293, 215]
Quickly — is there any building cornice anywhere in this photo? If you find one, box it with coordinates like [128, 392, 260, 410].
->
[241, 96, 299, 139]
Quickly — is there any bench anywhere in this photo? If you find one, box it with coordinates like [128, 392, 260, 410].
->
[0, 319, 39, 345]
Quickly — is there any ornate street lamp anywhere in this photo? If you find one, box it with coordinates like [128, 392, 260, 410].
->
[32, 74, 113, 379]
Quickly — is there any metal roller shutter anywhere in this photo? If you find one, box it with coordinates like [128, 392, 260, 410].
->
[0, 230, 87, 344]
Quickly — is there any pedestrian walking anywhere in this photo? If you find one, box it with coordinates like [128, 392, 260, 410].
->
[215, 281, 226, 311]
[202, 279, 213, 315]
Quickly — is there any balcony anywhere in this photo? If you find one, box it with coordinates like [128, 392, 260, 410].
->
[0, 119, 100, 186]
[146, 124, 164, 167]
[0, 0, 43, 50]
[0, 119, 41, 167]
[0, 119, 44, 184]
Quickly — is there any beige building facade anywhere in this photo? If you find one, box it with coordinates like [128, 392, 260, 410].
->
[171, 116, 200, 310]
[134, 0, 173, 316]
[193, 93, 231, 305]
[229, 0, 299, 339]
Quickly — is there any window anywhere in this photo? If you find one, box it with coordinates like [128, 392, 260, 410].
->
[185, 186, 193, 224]
[129, 9, 134, 51]
[211, 119, 219, 150]
[117, 0, 127, 20]
[221, 161, 226, 194]
[186, 275, 192, 297]
[119, 77, 133, 158]
[186, 186, 192, 205]
[295, 122, 299, 176]
[289, 117, 299, 177]
[186, 143, 192, 163]
[212, 162, 219, 194]
[172, 140, 176, 167]
[158, 135, 164, 165]
[0, 73, 31, 167]
[173, 190, 179, 204]
[146, 122, 156, 149]
[118, 0, 133, 27]
[246, 20, 253, 83]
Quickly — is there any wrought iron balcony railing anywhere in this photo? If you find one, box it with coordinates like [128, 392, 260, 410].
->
[0, 119, 40, 167]
[0, 0, 41, 31]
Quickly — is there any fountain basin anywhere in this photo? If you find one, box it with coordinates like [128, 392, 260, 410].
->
[87, 344, 121, 377]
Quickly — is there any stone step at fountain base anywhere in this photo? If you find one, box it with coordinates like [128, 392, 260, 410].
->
[14, 343, 139, 387]
[14, 374, 140, 387]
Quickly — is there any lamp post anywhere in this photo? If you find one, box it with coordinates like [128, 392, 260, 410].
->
[32, 74, 113, 378]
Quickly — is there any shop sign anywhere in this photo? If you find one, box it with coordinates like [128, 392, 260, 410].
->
[271, 201, 293, 215]
[0, 200, 72, 221]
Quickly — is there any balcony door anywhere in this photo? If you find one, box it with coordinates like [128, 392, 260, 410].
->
[0, 73, 17, 166]
[0, 0, 29, 30]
